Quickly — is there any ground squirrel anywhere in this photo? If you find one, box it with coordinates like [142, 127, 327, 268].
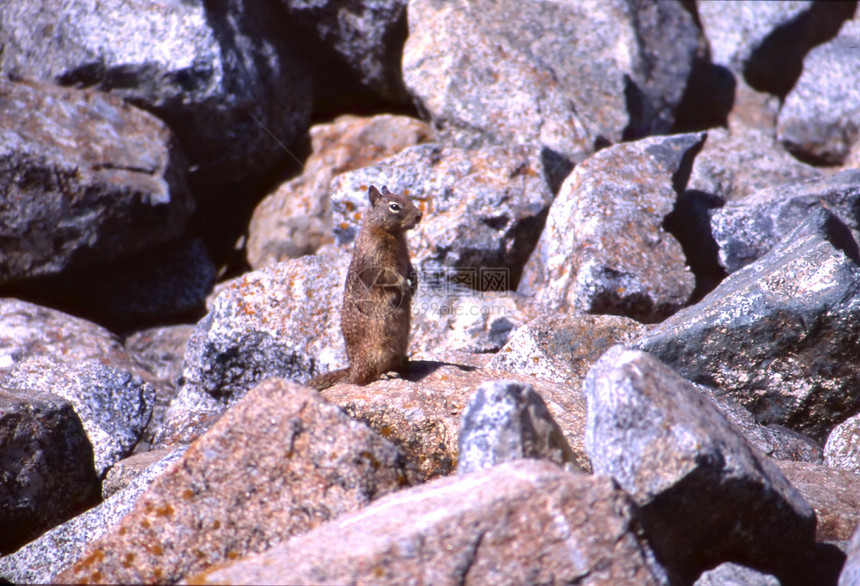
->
[308, 185, 422, 390]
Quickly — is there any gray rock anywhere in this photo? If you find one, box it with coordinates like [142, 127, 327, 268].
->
[0, 78, 192, 283]
[487, 313, 646, 388]
[825, 413, 860, 475]
[687, 126, 821, 204]
[330, 143, 555, 287]
[695, 563, 779, 586]
[0, 0, 312, 186]
[125, 324, 196, 388]
[519, 132, 705, 322]
[710, 170, 860, 273]
[403, 0, 701, 158]
[0, 298, 135, 378]
[457, 380, 576, 475]
[841, 524, 860, 586]
[639, 207, 860, 441]
[584, 346, 817, 583]
[0, 389, 99, 554]
[279, 0, 408, 99]
[0, 447, 185, 583]
[698, 0, 854, 97]
[246, 114, 431, 269]
[2, 356, 156, 476]
[777, 18, 860, 165]
[185, 460, 670, 586]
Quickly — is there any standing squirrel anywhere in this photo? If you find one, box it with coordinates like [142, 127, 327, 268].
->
[308, 185, 422, 391]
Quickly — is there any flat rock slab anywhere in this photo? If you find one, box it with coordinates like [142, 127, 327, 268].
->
[0, 389, 99, 554]
[323, 363, 590, 477]
[585, 346, 816, 582]
[57, 379, 420, 585]
[710, 169, 860, 273]
[638, 208, 860, 441]
[0, 78, 192, 283]
[185, 460, 669, 586]
[520, 132, 704, 322]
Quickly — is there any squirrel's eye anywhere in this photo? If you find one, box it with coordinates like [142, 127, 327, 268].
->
[388, 202, 401, 213]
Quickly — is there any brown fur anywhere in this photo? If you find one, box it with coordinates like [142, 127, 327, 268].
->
[308, 185, 422, 390]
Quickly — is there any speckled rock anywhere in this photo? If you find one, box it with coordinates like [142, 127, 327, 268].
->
[0, 389, 99, 554]
[330, 143, 556, 288]
[0, 78, 192, 284]
[585, 346, 817, 583]
[825, 413, 860, 475]
[2, 356, 156, 477]
[694, 563, 779, 586]
[519, 132, 705, 322]
[403, 0, 701, 157]
[56, 379, 420, 585]
[457, 380, 576, 475]
[697, 0, 854, 97]
[0, 298, 135, 378]
[638, 208, 860, 441]
[487, 313, 646, 387]
[184, 460, 670, 586]
[279, 0, 409, 99]
[777, 18, 860, 165]
[841, 524, 860, 586]
[0, 447, 185, 584]
[777, 460, 860, 544]
[0, 0, 312, 186]
[323, 363, 590, 478]
[247, 114, 431, 268]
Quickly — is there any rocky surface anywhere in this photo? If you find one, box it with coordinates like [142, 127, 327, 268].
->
[585, 346, 816, 583]
[247, 114, 431, 268]
[842, 524, 860, 586]
[638, 208, 860, 442]
[826, 413, 860, 475]
[186, 460, 669, 586]
[56, 379, 420, 585]
[0, 447, 185, 583]
[0, 78, 193, 284]
[0, 0, 312, 186]
[0, 389, 99, 554]
[778, 461, 860, 544]
[519, 132, 704, 322]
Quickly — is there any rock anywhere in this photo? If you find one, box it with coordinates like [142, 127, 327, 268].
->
[825, 413, 860, 474]
[8, 237, 216, 332]
[0, 0, 312, 186]
[0, 447, 185, 584]
[2, 356, 156, 476]
[710, 170, 860, 273]
[0, 389, 100, 554]
[457, 380, 576, 475]
[697, 0, 854, 97]
[0, 78, 192, 284]
[56, 379, 421, 585]
[330, 143, 556, 288]
[247, 114, 431, 269]
[0, 298, 134, 378]
[487, 313, 646, 387]
[687, 126, 821, 204]
[403, 0, 701, 158]
[158, 254, 348, 447]
[102, 447, 182, 500]
[777, 18, 860, 165]
[841, 525, 860, 586]
[638, 207, 860, 441]
[323, 363, 590, 477]
[777, 461, 860, 544]
[519, 132, 705, 322]
[279, 0, 409, 99]
[184, 460, 669, 585]
[584, 346, 817, 583]
[694, 563, 779, 586]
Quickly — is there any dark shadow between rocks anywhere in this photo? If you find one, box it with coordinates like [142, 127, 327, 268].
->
[403, 360, 478, 382]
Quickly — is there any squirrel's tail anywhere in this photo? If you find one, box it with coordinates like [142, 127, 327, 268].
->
[307, 368, 350, 391]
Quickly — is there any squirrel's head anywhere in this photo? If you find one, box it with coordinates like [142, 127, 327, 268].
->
[367, 185, 422, 232]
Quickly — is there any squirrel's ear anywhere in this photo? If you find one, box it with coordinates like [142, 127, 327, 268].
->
[368, 185, 382, 206]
